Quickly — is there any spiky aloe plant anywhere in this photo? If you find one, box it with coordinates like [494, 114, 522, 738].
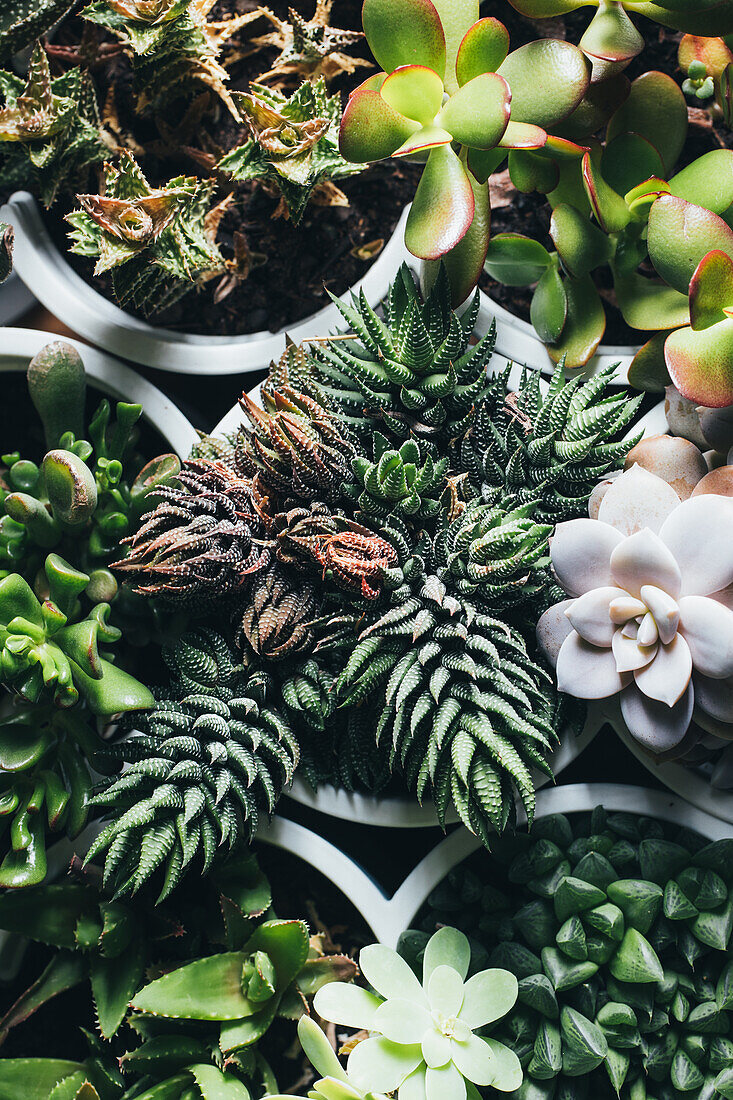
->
[458, 363, 643, 522]
[0, 43, 106, 207]
[403, 806, 733, 1100]
[310, 264, 495, 445]
[335, 514, 559, 843]
[86, 629, 298, 899]
[66, 152, 225, 316]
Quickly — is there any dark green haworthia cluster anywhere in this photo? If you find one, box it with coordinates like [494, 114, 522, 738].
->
[402, 807, 733, 1100]
[86, 629, 298, 899]
[458, 364, 643, 523]
[311, 265, 496, 445]
[116, 266, 641, 861]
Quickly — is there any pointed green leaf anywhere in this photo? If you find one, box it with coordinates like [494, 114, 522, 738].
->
[609, 929, 664, 984]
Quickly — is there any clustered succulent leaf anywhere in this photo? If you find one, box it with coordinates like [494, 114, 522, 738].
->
[86, 628, 298, 898]
[458, 363, 642, 522]
[66, 152, 226, 316]
[0, 42, 107, 207]
[678, 34, 733, 126]
[114, 267, 641, 861]
[0, 701, 106, 889]
[403, 806, 733, 1100]
[219, 78, 361, 225]
[0, 0, 73, 64]
[250, 0, 369, 87]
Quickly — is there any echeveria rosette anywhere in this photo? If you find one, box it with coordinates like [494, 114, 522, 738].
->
[339, 0, 589, 304]
[505, 0, 733, 82]
[314, 927, 522, 1100]
[264, 1016, 391, 1100]
[537, 465, 733, 756]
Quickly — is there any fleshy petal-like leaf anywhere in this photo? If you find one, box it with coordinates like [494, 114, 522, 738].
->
[670, 149, 733, 216]
[556, 631, 630, 699]
[498, 122, 546, 150]
[648, 196, 733, 295]
[455, 18, 509, 86]
[620, 681, 694, 754]
[498, 40, 590, 128]
[359, 943, 428, 1005]
[579, 2, 644, 63]
[531, 263, 568, 344]
[381, 65, 445, 124]
[339, 89, 419, 162]
[628, 330, 673, 392]
[362, 0, 446, 77]
[424, 927, 471, 985]
[607, 71, 687, 175]
[484, 233, 552, 285]
[437, 73, 510, 150]
[348, 1036, 423, 1094]
[405, 145, 475, 259]
[546, 273, 606, 367]
[550, 202, 612, 277]
[459, 970, 518, 1029]
[665, 318, 733, 408]
[689, 248, 733, 329]
[313, 983, 383, 1030]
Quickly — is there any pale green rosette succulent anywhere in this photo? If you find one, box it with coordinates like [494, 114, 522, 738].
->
[313, 927, 522, 1100]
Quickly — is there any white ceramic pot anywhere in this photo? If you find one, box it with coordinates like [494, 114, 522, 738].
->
[383, 781, 733, 949]
[0, 326, 199, 458]
[475, 286, 639, 384]
[0, 271, 35, 326]
[1, 192, 412, 375]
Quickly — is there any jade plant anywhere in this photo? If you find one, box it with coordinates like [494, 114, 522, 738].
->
[0, 42, 107, 207]
[219, 78, 363, 225]
[67, 153, 227, 316]
[115, 266, 642, 853]
[313, 926, 522, 1098]
[485, 71, 733, 367]
[338, 0, 591, 304]
[506, 0, 733, 81]
[402, 806, 733, 1100]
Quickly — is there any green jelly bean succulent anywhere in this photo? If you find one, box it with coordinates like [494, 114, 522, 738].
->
[0, 552, 153, 715]
[486, 70, 733, 369]
[0, 42, 106, 207]
[678, 34, 733, 122]
[403, 806, 733, 1100]
[219, 77, 362, 225]
[313, 926, 522, 1100]
[0, 701, 107, 888]
[338, 0, 591, 304]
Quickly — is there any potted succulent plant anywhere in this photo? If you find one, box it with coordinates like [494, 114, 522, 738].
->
[397, 782, 733, 1099]
[0, 1, 415, 373]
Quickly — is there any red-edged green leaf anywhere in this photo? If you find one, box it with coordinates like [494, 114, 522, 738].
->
[550, 203, 612, 276]
[614, 270, 690, 330]
[628, 330, 674, 392]
[532, 263, 568, 344]
[666, 318, 733, 407]
[406, 144, 475, 259]
[625, 177, 670, 218]
[499, 121, 547, 149]
[648, 195, 733, 294]
[437, 72, 510, 149]
[679, 33, 733, 77]
[547, 274, 605, 366]
[498, 40, 589, 128]
[467, 146, 507, 184]
[362, 0, 446, 77]
[607, 71, 687, 176]
[502, 0, 587, 17]
[393, 126, 453, 157]
[549, 157, 594, 215]
[582, 145, 630, 233]
[353, 72, 388, 92]
[601, 133, 665, 198]
[381, 65, 445, 123]
[579, 3, 644, 63]
[558, 73, 630, 143]
[669, 149, 733, 216]
[339, 89, 418, 162]
[424, 171, 490, 305]
[508, 149, 559, 193]
[484, 233, 552, 285]
[455, 17, 509, 85]
[689, 249, 733, 328]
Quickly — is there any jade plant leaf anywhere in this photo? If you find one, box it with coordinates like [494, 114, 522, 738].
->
[339, 91, 418, 162]
[404, 145, 475, 259]
[381, 65, 444, 124]
[546, 274, 606, 367]
[436, 72, 510, 149]
[484, 234, 552, 285]
[455, 17, 509, 85]
[497, 39, 590, 128]
[579, 1, 643, 65]
[648, 196, 733, 294]
[627, 331, 673, 392]
[606, 70, 687, 175]
[550, 203, 612, 276]
[361, 0, 446, 77]
[531, 263, 568, 345]
[669, 149, 733, 216]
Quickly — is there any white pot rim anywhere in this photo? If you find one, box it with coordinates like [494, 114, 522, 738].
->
[2, 192, 411, 375]
[0, 326, 198, 458]
[0, 269, 36, 326]
[477, 285, 639, 385]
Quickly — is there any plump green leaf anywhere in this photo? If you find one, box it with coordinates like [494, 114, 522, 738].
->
[405, 144, 475, 260]
[498, 40, 589, 128]
[550, 203, 612, 277]
[606, 71, 687, 175]
[484, 234, 552, 285]
[531, 263, 568, 345]
[648, 196, 733, 294]
[609, 929, 664, 984]
[560, 1006, 608, 1076]
[670, 149, 733, 216]
[627, 331, 673, 392]
[455, 17, 509, 85]
[578, 2, 643, 65]
[362, 0, 446, 77]
[381, 65, 445, 124]
[665, 316, 733, 407]
[436, 72, 510, 150]
[339, 90, 418, 163]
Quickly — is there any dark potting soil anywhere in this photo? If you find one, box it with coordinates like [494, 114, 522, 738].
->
[41, 0, 420, 338]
